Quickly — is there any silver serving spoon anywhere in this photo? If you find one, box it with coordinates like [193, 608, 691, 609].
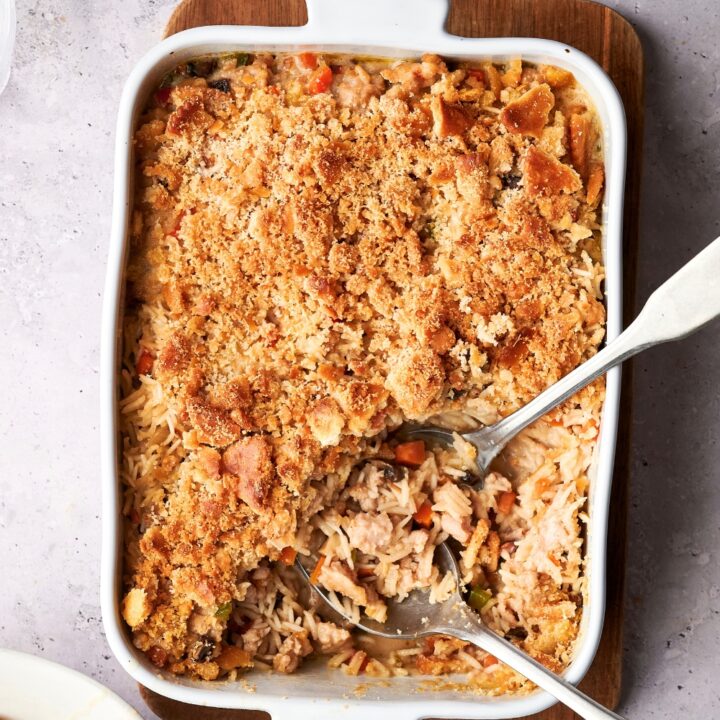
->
[297, 544, 625, 720]
[401, 235, 720, 481]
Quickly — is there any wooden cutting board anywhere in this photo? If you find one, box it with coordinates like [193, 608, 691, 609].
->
[140, 2, 643, 718]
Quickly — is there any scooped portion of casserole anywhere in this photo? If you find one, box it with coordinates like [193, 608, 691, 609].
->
[120, 52, 605, 691]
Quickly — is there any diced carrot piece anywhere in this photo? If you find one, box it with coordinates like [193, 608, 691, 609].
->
[412, 500, 433, 528]
[394, 440, 426, 467]
[308, 65, 333, 94]
[297, 52, 318, 70]
[154, 86, 172, 106]
[135, 348, 154, 376]
[497, 491, 517, 515]
[482, 654, 499, 668]
[309, 554, 326, 584]
[278, 546, 297, 565]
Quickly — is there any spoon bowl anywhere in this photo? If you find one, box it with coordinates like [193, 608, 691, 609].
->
[297, 543, 467, 640]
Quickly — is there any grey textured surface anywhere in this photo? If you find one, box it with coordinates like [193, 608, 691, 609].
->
[0, 1, 718, 718]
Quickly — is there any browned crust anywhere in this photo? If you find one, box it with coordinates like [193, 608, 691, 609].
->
[121, 53, 605, 676]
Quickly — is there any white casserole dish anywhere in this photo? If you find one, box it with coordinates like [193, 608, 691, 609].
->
[100, 0, 626, 716]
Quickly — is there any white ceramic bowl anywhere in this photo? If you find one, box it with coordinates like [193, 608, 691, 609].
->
[0, 649, 141, 720]
[101, 1, 626, 717]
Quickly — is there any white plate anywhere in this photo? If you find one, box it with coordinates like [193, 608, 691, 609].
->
[0, 649, 140, 720]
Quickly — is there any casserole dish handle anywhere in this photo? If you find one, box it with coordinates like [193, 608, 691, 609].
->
[305, 0, 450, 41]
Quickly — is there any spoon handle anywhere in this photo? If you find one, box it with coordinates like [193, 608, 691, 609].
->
[473, 234, 720, 452]
[444, 612, 626, 719]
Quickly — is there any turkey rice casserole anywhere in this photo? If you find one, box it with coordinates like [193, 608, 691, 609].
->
[120, 51, 606, 693]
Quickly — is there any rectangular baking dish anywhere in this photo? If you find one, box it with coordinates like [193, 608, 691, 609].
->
[100, 0, 626, 717]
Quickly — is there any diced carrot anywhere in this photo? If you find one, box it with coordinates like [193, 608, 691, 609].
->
[297, 52, 318, 70]
[394, 440, 426, 467]
[135, 348, 154, 376]
[278, 546, 297, 565]
[412, 500, 433, 528]
[497, 491, 517, 515]
[308, 65, 333, 94]
[482, 654, 498, 668]
[309, 554, 326, 584]
[154, 86, 172, 106]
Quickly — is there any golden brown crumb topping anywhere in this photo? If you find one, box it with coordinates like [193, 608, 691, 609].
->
[122, 52, 605, 675]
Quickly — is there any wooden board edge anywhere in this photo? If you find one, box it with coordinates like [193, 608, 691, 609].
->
[164, 0, 308, 36]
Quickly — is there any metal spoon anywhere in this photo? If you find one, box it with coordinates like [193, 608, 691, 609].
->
[401, 235, 720, 481]
[297, 544, 624, 720]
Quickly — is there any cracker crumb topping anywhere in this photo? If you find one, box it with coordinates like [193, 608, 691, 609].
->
[121, 52, 605, 678]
